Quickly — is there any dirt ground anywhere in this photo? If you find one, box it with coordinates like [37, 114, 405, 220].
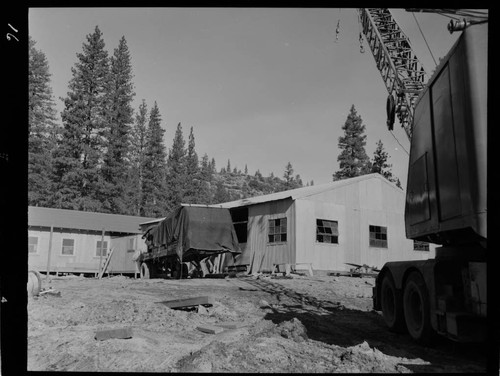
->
[27, 272, 491, 373]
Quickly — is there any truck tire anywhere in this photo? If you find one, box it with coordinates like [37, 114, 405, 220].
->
[27, 270, 42, 297]
[140, 262, 150, 279]
[380, 272, 405, 332]
[403, 271, 433, 344]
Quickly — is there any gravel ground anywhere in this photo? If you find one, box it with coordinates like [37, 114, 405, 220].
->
[26, 273, 491, 372]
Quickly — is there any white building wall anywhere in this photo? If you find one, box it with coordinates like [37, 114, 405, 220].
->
[293, 177, 435, 272]
[28, 229, 112, 273]
[294, 200, 347, 271]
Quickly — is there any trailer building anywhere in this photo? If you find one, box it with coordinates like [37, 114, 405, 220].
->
[28, 206, 156, 275]
[214, 173, 435, 273]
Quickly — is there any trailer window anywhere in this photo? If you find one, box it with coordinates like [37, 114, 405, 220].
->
[369, 225, 387, 248]
[61, 238, 75, 255]
[29, 236, 38, 253]
[127, 237, 135, 252]
[96, 240, 108, 257]
[413, 240, 430, 251]
[316, 219, 339, 244]
[268, 217, 287, 243]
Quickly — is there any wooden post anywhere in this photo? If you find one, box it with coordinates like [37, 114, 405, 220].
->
[45, 226, 53, 281]
[98, 228, 105, 278]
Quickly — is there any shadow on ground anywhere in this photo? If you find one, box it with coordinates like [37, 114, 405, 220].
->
[241, 276, 491, 373]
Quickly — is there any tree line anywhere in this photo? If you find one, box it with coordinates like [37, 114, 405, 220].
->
[28, 26, 309, 217]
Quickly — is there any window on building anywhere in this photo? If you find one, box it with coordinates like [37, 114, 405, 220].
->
[128, 237, 136, 252]
[61, 238, 75, 255]
[231, 207, 248, 243]
[413, 240, 430, 251]
[369, 225, 388, 248]
[29, 236, 38, 253]
[96, 240, 108, 257]
[268, 217, 287, 243]
[316, 219, 339, 244]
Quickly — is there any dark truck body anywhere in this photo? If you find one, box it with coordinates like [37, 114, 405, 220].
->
[139, 205, 240, 278]
[373, 23, 489, 343]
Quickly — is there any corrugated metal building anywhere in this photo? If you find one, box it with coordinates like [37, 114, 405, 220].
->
[28, 206, 157, 275]
[213, 174, 436, 273]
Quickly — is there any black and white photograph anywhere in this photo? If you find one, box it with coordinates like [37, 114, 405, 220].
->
[3, 6, 496, 374]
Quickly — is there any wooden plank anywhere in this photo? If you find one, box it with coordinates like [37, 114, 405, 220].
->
[160, 296, 214, 309]
[98, 228, 105, 276]
[196, 325, 224, 334]
[215, 322, 248, 329]
[95, 327, 133, 341]
[45, 226, 53, 281]
[99, 248, 114, 279]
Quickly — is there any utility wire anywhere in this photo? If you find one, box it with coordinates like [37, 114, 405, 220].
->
[389, 130, 410, 155]
[412, 12, 437, 66]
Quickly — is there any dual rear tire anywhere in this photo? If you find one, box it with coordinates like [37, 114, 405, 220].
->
[380, 271, 433, 344]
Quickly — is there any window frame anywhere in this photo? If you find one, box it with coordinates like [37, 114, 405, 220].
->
[95, 240, 108, 257]
[268, 217, 287, 244]
[369, 225, 388, 248]
[61, 238, 75, 256]
[315, 219, 339, 244]
[28, 236, 39, 254]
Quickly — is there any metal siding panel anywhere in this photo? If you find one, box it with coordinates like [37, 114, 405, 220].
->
[247, 200, 294, 272]
[432, 65, 462, 220]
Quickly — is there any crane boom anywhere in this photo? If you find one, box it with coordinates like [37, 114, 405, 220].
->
[358, 8, 428, 140]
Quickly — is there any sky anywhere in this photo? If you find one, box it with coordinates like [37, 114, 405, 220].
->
[28, 8, 464, 187]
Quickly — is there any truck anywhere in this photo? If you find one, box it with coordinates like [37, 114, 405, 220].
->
[138, 205, 241, 279]
[357, 9, 488, 343]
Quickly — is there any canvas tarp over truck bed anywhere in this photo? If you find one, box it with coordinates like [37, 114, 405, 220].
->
[142, 205, 241, 263]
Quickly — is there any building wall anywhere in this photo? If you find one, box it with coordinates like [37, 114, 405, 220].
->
[28, 228, 146, 274]
[107, 234, 146, 274]
[295, 200, 347, 271]
[294, 177, 435, 271]
[245, 198, 296, 273]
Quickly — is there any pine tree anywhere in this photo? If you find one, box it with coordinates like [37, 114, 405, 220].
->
[333, 105, 370, 181]
[294, 174, 303, 187]
[213, 180, 230, 203]
[142, 101, 168, 216]
[165, 122, 187, 209]
[370, 140, 401, 188]
[129, 100, 149, 215]
[283, 162, 294, 189]
[99, 36, 135, 214]
[226, 159, 231, 174]
[53, 26, 110, 211]
[28, 37, 59, 207]
[210, 158, 216, 174]
[199, 153, 213, 204]
[244, 164, 248, 175]
[183, 126, 200, 204]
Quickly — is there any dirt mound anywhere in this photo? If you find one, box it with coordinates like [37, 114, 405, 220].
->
[275, 317, 308, 342]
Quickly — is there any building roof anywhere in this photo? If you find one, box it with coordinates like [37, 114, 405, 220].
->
[211, 173, 402, 209]
[28, 206, 158, 234]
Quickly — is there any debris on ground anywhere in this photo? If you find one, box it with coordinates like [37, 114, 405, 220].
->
[196, 325, 224, 334]
[160, 296, 214, 310]
[26, 274, 488, 373]
[95, 327, 133, 341]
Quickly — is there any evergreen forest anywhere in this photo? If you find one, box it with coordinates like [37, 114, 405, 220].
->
[29, 27, 400, 218]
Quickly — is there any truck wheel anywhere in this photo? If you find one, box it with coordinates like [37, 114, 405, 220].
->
[403, 271, 433, 344]
[140, 262, 150, 279]
[380, 273, 405, 332]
